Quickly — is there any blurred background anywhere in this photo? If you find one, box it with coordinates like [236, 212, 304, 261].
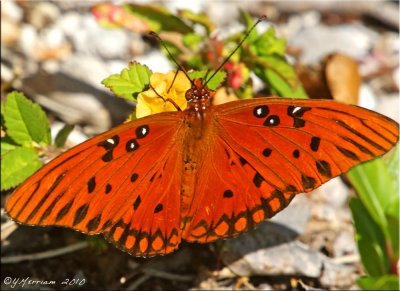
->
[1, 1, 399, 290]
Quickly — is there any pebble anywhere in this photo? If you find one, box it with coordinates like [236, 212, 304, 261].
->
[289, 24, 378, 64]
[70, 15, 130, 59]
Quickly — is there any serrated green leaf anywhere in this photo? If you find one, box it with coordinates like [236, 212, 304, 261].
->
[1, 147, 42, 191]
[123, 4, 192, 33]
[102, 62, 152, 101]
[357, 275, 399, 290]
[3, 91, 51, 147]
[1, 136, 19, 155]
[54, 124, 74, 148]
[252, 27, 287, 56]
[188, 71, 226, 90]
[350, 197, 389, 276]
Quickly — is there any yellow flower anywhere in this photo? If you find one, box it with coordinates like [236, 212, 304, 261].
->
[136, 71, 191, 118]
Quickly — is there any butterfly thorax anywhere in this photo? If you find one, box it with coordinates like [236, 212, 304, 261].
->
[180, 82, 217, 222]
[185, 78, 216, 113]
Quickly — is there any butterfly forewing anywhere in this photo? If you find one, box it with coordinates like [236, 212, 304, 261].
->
[6, 112, 185, 256]
[215, 98, 398, 193]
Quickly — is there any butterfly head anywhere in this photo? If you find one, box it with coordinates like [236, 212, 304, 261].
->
[185, 78, 216, 112]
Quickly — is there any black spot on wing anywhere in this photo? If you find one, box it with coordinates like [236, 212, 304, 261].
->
[262, 148, 272, 157]
[56, 199, 74, 222]
[133, 196, 141, 210]
[131, 173, 139, 182]
[73, 204, 89, 226]
[86, 214, 102, 231]
[316, 160, 332, 178]
[223, 190, 234, 198]
[253, 105, 269, 118]
[264, 115, 280, 127]
[154, 203, 163, 213]
[301, 174, 316, 190]
[126, 139, 139, 152]
[136, 125, 150, 139]
[336, 146, 360, 161]
[253, 173, 264, 188]
[88, 176, 96, 193]
[310, 137, 321, 152]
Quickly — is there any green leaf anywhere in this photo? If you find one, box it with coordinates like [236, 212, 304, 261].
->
[87, 235, 109, 254]
[123, 4, 192, 33]
[1, 136, 19, 155]
[188, 71, 226, 90]
[1, 147, 42, 191]
[102, 62, 152, 101]
[347, 158, 395, 233]
[3, 91, 51, 147]
[384, 145, 399, 195]
[179, 10, 214, 34]
[357, 275, 399, 290]
[252, 27, 287, 56]
[183, 33, 204, 50]
[385, 197, 399, 261]
[350, 197, 389, 276]
[252, 56, 308, 98]
[239, 10, 259, 44]
[54, 124, 74, 148]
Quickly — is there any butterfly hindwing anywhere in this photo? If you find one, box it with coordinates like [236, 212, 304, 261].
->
[181, 133, 297, 243]
[5, 112, 185, 256]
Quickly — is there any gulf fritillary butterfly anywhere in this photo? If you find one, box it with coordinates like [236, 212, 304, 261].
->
[4, 18, 399, 257]
[5, 74, 399, 256]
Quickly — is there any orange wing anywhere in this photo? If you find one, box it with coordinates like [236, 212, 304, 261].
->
[6, 112, 185, 256]
[182, 98, 399, 243]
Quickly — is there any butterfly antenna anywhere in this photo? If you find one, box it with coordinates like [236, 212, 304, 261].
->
[149, 31, 194, 85]
[204, 15, 267, 87]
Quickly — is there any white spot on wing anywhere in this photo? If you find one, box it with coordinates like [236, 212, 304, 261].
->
[293, 106, 301, 114]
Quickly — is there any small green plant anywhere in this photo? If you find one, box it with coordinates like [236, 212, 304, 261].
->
[1, 92, 73, 190]
[348, 146, 399, 290]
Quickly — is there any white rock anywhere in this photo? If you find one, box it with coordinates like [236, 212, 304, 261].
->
[289, 24, 378, 64]
[70, 15, 130, 59]
[333, 230, 357, 258]
[29, 2, 60, 29]
[19, 24, 39, 58]
[134, 50, 174, 73]
[359, 84, 377, 110]
[2, 0, 23, 23]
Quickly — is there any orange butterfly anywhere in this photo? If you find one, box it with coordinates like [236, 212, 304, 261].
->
[5, 73, 399, 256]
